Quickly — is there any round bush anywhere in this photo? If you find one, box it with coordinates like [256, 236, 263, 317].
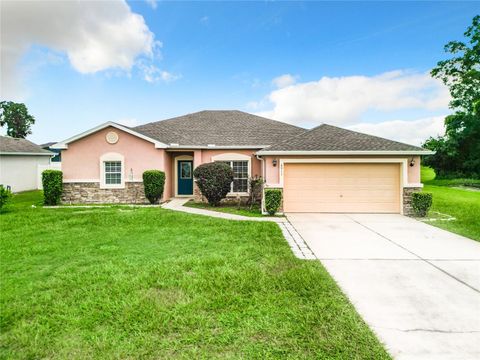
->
[193, 162, 234, 206]
[143, 170, 166, 204]
[42, 170, 63, 205]
[412, 192, 433, 217]
[265, 188, 282, 215]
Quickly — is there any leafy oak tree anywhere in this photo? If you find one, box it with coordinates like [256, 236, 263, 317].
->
[423, 16, 480, 178]
[0, 101, 36, 138]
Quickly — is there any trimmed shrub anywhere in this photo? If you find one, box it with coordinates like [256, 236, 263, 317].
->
[143, 170, 166, 204]
[412, 192, 433, 217]
[0, 185, 12, 210]
[193, 162, 234, 206]
[42, 170, 63, 205]
[265, 188, 282, 215]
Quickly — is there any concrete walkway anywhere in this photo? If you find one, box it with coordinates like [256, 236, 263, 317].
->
[161, 198, 315, 259]
[287, 213, 480, 360]
[161, 198, 285, 222]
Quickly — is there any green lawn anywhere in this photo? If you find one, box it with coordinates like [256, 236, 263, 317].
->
[183, 200, 264, 217]
[0, 191, 388, 359]
[421, 167, 480, 241]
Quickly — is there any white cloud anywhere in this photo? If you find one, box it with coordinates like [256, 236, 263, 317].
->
[1, 0, 159, 100]
[146, 0, 158, 10]
[347, 116, 446, 146]
[272, 74, 297, 88]
[139, 63, 181, 83]
[257, 70, 450, 127]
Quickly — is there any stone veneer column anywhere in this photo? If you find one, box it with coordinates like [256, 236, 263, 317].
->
[192, 149, 203, 202]
[403, 187, 422, 216]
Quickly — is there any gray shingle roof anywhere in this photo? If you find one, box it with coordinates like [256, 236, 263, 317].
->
[0, 136, 53, 155]
[40, 142, 57, 148]
[133, 110, 306, 147]
[261, 124, 426, 152]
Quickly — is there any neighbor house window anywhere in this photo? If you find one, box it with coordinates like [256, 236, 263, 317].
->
[104, 161, 122, 185]
[219, 160, 249, 193]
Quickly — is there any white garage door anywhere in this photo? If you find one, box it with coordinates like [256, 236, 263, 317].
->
[283, 163, 401, 213]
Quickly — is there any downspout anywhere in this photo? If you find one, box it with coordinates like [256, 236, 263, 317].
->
[255, 154, 266, 214]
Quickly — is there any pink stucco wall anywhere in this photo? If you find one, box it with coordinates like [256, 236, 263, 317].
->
[62, 126, 166, 182]
[263, 155, 422, 186]
[407, 156, 421, 183]
[199, 149, 262, 177]
[63, 126, 264, 199]
[63, 124, 421, 201]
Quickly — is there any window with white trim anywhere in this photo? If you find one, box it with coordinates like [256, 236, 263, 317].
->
[104, 161, 122, 185]
[219, 160, 249, 193]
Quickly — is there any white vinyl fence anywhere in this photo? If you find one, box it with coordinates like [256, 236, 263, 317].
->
[37, 163, 62, 189]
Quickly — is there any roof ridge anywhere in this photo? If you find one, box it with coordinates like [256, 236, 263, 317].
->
[134, 110, 306, 131]
[132, 110, 307, 146]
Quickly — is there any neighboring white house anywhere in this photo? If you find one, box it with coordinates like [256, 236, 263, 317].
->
[0, 136, 54, 192]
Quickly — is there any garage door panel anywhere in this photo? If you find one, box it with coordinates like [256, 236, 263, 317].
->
[283, 163, 400, 213]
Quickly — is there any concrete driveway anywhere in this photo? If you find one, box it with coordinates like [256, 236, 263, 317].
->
[287, 213, 480, 360]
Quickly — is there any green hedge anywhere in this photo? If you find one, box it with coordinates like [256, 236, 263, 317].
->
[193, 162, 234, 206]
[142, 170, 166, 204]
[265, 189, 282, 215]
[412, 192, 433, 217]
[0, 185, 12, 210]
[42, 170, 63, 205]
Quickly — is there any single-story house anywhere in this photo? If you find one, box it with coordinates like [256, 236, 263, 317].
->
[0, 136, 54, 192]
[52, 110, 433, 214]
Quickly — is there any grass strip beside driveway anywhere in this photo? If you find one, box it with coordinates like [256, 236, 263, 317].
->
[421, 167, 480, 241]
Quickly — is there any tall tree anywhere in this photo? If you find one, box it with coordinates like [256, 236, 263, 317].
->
[424, 16, 480, 178]
[0, 101, 36, 139]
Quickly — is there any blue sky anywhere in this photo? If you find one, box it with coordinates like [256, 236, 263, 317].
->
[1, 1, 478, 145]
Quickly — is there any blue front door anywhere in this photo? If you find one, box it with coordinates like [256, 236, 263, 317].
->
[177, 160, 193, 195]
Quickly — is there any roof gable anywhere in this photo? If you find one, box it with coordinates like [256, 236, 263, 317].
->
[51, 122, 168, 149]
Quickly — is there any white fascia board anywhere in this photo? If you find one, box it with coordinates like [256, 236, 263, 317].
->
[0, 151, 54, 156]
[255, 150, 435, 156]
[51, 122, 168, 149]
[168, 145, 267, 150]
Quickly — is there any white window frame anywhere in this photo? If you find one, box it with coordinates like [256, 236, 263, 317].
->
[211, 153, 251, 195]
[100, 152, 125, 189]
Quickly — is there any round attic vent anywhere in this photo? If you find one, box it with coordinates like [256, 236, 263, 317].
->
[106, 131, 119, 144]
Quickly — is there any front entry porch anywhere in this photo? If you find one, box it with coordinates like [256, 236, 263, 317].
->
[173, 154, 194, 197]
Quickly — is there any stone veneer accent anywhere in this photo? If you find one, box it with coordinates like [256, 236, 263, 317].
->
[62, 182, 149, 204]
[403, 187, 422, 216]
[62, 182, 421, 214]
[193, 183, 203, 202]
[193, 182, 252, 205]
